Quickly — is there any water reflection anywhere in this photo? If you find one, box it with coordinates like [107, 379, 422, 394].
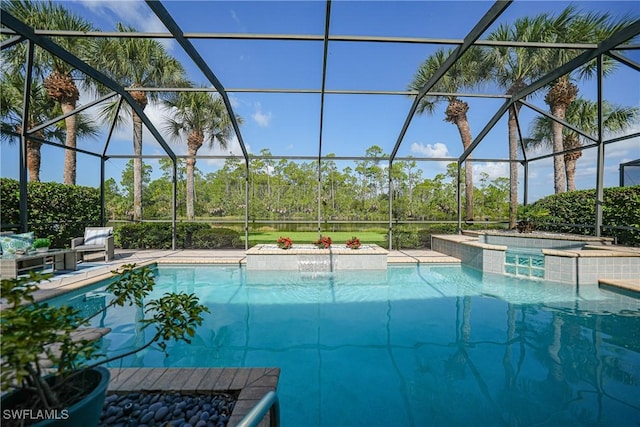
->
[70, 265, 639, 426]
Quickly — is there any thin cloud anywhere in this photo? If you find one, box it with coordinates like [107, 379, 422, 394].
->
[230, 9, 246, 31]
[472, 162, 509, 183]
[74, 0, 174, 50]
[410, 142, 449, 158]
[252, 103, 272, 127]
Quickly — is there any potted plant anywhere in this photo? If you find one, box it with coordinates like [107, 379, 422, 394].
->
[346, 236, 361, 249]
[313, 235, 332, 249]
[0, 264, 209, 427]
[516, 204, 550, 233]
[276, 236, 293, 250]
[33, 237, 51, 253]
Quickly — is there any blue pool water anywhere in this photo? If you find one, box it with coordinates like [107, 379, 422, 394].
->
[50, 265, 640, 426]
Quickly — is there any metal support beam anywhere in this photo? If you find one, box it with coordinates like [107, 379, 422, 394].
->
[595, 55, 605, 237]
[8, 27, 638, 51]
[102, 97, 124, 157]
[126, 87, 514, 98]
[388, 163, 393, 249]
[19, 41, 34, 233]
[317, 0, 332, 238]
[145, 0, 249, 165]
[100, 159, 106, 225]
[27, 91, 118, 136]
[459, 19, 640, 163]
[4, 131, 103, 158]
[0, 34, 23, 50]
[519, 99, 598, 144]
[606, 51, 640, 72]
[513, 104, 528, 163]
[390, 0, 512, 162]
[0, 10, 177, 163]
[523, 161, 529, 206]
[513, 103, 530, 207]
[172, 160, 177, 250]
[457, 162, 463, 233]
[245, 166, 249, 250]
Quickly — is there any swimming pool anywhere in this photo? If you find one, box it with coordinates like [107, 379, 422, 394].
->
[50, 264, 640, 426]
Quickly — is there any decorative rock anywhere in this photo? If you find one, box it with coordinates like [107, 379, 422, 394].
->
[148, 401, 163, 413]
[155, 406, 170, 421]
[139, 410, 154, 424]
[99, 392, 237, 427]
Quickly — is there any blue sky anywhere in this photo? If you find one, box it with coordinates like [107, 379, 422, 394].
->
[1, 0, 639, 201]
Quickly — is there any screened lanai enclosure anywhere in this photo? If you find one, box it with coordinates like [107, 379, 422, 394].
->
[1, 0, 639, 249]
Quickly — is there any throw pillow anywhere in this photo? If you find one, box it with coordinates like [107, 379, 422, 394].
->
[84, 227, 113, 246]
[0, 232, 34, 254]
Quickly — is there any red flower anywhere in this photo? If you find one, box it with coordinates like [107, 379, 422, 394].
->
[277, 236, 293, 249]
[346, 236, 361, 249]
[313, 236, 332, 249]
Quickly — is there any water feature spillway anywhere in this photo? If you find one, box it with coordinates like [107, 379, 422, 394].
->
[245, 244, 388, 270]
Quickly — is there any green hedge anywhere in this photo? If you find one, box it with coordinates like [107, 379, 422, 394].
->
[115, 222, 243, 249]
[533, 185, 640, 246]
[0, 178, 100, 248]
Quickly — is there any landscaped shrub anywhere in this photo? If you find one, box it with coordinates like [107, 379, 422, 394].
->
[115, 223, 172, 249]
[388, 226, 419, 249]
[0, 178, 100, 248]
[177, 223, 212, 248]
[115, 222, 242, 249]
[191, 227, 242, 249]
[533, 185, 640, 246]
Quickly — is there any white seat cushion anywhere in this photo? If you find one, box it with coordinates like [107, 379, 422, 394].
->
[83, 228, 112, 246]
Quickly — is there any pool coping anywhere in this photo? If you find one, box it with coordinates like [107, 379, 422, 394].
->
[107, 367, 280, 427]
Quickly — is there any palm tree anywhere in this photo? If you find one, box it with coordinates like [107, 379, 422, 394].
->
[1, 72, 58, 182]
[94, 23, 186, 221]
[527, 98, 639, 191]
[487, 15, 552, 228]
[1, 72, 99, 182]
[409, 47, 489, 221]
[163, 90, 239, 220]
[2, 0, 96, 185]
[541, 7, 637, 194]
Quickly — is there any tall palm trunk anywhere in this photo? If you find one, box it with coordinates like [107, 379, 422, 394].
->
[508, 107, 520, 229]
[545, 76, 577, 194]
[26, 138, 42, 182]
[506, 82, 525, 229]
[131, 91, 148, 221]
[44, 71, 79, 185]
[186, 131, 204, 220]
[61, 101, 77, 184]
[550, 104, 568, 194]
[17, 125, 42, 182]
[563, 134, 582, 192]
[446, 99, 474, 221]
[132, 111, 143, 221]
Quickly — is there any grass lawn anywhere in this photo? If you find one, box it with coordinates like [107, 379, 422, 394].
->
[245, 230, 387, 246]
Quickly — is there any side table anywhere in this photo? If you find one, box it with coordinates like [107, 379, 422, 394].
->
[0, 249, 78, 279]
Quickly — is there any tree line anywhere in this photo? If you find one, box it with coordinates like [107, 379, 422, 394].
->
[105, 146, 510, 223]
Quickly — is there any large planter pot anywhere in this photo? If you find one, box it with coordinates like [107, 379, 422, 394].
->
[1, 367, 110, 427]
